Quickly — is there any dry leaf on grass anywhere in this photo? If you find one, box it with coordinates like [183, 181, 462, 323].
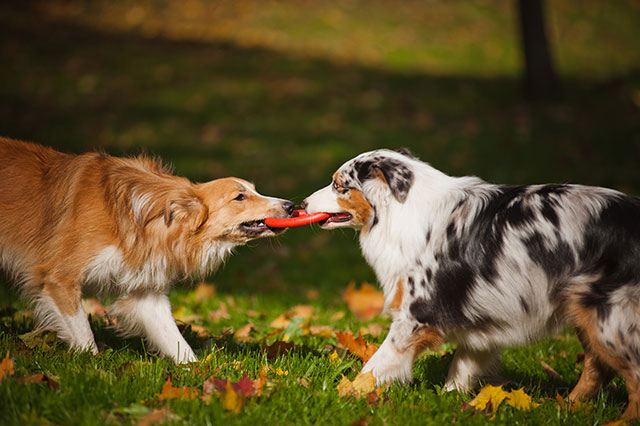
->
[0, 352, 14, 383]
[209, 302, 230, 322]
[203, 373, 266, 413]
[464, 385, 540, 419]
[555, 392, 593, 413]
[269, 305, 314, 329]
[156, 377, 199, 401]
[191, 282, 216, 304]
[309, 325, 334, 337]
[359, 323, 384, 338]
[137, 408, 179, 426]
[234, 324, 257, 343]
[16, 373, 59, 391]
[344, 282, 384, 321]
[335, 330, 378, 362]
[337, 372, 387, 401]
[263, 341, 296, 359]
[540, 360, 564, 382]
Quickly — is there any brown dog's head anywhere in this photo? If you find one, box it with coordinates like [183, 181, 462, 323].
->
[160, 177, 294, 244]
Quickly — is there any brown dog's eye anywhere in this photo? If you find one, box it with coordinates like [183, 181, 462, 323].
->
[234, 193, 247, 201]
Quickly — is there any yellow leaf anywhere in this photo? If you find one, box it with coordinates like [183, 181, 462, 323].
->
[221, 380, 243, 413]
[337, 372, 377, 398]
[602, 420, 627, 426]
[344, 282, 384, 321]
[469, 384, 509, 412]
[506, 388, 540, 410]
[0, 352, 14, 383]
[329, 350, 340, 365]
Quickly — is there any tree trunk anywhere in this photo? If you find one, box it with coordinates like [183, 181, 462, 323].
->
[517, 0, 559, 99]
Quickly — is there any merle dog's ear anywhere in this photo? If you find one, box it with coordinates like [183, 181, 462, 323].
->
[395, 147, 416, 159]
[357, 158, 414, 203]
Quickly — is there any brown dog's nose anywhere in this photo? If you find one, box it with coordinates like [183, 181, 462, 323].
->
[282, 201, 295, 215]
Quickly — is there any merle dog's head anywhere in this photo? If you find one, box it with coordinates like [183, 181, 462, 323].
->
[302, 149, 415, 230]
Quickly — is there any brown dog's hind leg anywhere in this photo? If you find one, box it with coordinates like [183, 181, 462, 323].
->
[31, 273, 97, 354]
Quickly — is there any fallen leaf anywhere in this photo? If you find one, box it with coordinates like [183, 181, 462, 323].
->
[234, 324, 257, 343]
[305, 289, 319, 300]
[192, 282, 216, 304]
[602, 420, 627, 426]
[16, 373, 59, 391]
[209, 302, 230, 322]
[263, 341, 296, 359]
[555, 392, 593, 412]
[337, 372, 378, 398]
[467, 384, 509, 417]
[189, 324, 211, 338]
[540, 360, 564, 382]
[19, 329, 57, 351]
[172, 306, 202, 324]
[344, 282, 384, 321]
[359, 323, 384, 338]
[157, 377, 199, 400]
[137, 408, 179, 426]
[299, 377, 310, 388]
[466, 385, 540, 419]
[269, 305, 314, 329]
[0, 352, 14, 383]
[335, 330, 378, 362]
[309, 325, 334, 337]
[505, 388, 541, 410]
[221, 380, 243, 413]
[330, 311, 346, 321]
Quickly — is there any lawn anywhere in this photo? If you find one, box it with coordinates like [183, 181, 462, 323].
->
[1, 1, 639, 424]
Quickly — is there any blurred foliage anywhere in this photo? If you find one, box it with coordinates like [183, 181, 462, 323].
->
[0, 1, 639, 302]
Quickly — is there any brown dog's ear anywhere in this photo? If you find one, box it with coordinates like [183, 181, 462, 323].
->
[164, 188, 209, 231]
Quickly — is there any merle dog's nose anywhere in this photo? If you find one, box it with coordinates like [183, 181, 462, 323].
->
[282, 201, 295, 215]
[300, 199, 307, 210]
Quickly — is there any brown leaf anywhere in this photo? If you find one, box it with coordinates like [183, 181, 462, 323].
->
[344, 282, 384, 321]
[335, 330, 378, 362]
[540, 360, 564, 382]
[16, 373, 59, 391]
[209, 302, 230, 322]
[192, 282, 216, 304]
[0, 352, 14, 383]
[156, 377, 199, 400]
[309, 325, 334, 337]
[359, 323, 384, 338]
[137, 408, 178, 426]
[263, 341, 296, 359]
[269, 305, 314, 329]
[234, 324, 257, 343]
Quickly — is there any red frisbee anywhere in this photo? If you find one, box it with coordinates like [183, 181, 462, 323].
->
[265, 209, 330, 228]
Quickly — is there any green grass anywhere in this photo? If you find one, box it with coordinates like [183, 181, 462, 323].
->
[1, 1, 640, 424]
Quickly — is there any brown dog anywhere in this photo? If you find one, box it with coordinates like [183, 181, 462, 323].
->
[0, 138, 293, 363]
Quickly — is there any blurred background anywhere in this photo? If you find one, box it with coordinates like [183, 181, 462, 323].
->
[1, 0, 639, 307]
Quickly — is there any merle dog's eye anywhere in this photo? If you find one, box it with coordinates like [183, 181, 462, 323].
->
[332, 181, 340, 191]
[234, 193, 247, 201]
